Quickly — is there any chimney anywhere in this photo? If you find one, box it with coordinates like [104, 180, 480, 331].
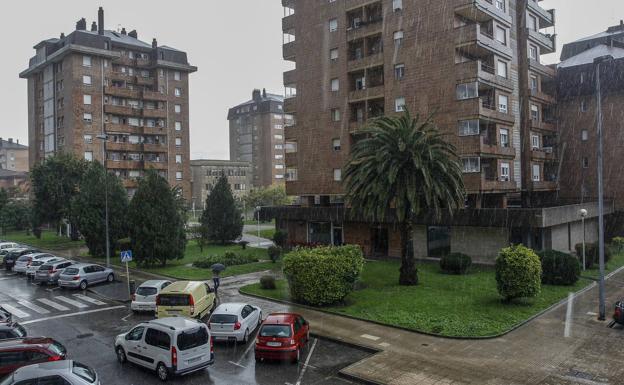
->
[8, 138, 13, 144]
[98, 7, 104, 35]
[128, 29, 137, 39]
[60, 32, 65, 39]
[121, 28, 127, 35]
[91, 21, 97, 32]
[152, 38, 157, 48]
[262, 88, 267, 98]
[252, 89, 262, 101]
[16, 139, 19, 145]
[76, 18, 87, 31]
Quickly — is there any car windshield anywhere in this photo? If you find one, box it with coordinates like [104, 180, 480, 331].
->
[63, 268, 79, 275]
[17, 255, 31, 262]
[49, 341, 66, 356]
[260, 324, 292, 338]
[31, 261, 45, 267]
[72, 361, 97, 383]
[210, 314, 238, 324]
[158, 294, 190, 306]
[177, 326, 208, 351]
[39, 265, 53, 271]
[136, 287, 158, 296]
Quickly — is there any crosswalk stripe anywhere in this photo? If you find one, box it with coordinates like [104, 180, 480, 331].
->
[72, 294, 106, 306]
[17, 300, 50, 315]
[55, 296, 89, 309]
[0, 304, 30, 318]
[37, 298, 69, 311]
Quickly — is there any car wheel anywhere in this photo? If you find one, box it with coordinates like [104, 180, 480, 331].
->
[79, 280, 88, 290]
[107, 273, 114, 283]
[157, 362, 169, 381]
[292, 348, 300, 364]
[116, 347, 127, 363]
[242, 329, 249, 344]
[306, 330, 310, 343]
[258, 312, 263, 327]
[212, 298, 217, 312]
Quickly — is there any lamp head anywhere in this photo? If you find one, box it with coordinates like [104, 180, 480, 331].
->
[580, 209, 588, 218]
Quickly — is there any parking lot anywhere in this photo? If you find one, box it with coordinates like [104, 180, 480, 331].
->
[0, 269, 371, 384]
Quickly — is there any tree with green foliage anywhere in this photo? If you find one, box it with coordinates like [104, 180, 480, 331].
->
[200, 175, 243, 245]
[128, 171, 187, 267]
[243, 185, 291, 213]
[0, 189, 8, 213]
[344, 111, 465, 286]
[0, 200, 32, 234]
[496, 245, 542, 301]
[70, 162, 129, 258]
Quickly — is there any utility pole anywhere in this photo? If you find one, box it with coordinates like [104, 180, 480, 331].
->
[97, 134, 110, 268]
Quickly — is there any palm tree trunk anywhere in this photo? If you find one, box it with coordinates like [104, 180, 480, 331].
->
[399, 221, 418, 286]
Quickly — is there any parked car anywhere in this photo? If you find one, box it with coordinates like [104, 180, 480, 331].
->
[115, 317, 214, 381]
[255, 313, 310, 364]
[131, 280, 172, 313]
[57, 263, 114, 290]
[0, 337, 67, 377]
[12, 253, 55, 275]
[3, 248, 39, 271]
[0, 243, 19, 251]
[156, 281, 216, 320]
[0, 323, 27, 340]
[34, 260, 75, 286]
[25, 257, 64, 279]
[209, 303, 262, 343]
[614, 300, 624, 325]
[0, 307, 12, 323]
[0, 360, 98, 385]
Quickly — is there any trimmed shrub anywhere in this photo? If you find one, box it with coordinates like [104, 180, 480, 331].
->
[267, 246, 282, 263]
[260, 275, 276, 290]
[283, 245, 364, 306]
[575, 242, 612, 269]
[612, 237, 624, 253]
[273, 230, 288, 249]
[495, 245, 542, 301]
[538, 250, 580, 286]
[193, 251, 259, 269]
[116, 238, 132, 253]
[239, 241, 249, 250]
[440, 253, 472, 274]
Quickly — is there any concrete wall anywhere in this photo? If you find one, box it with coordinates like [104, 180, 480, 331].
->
[549, 218, 598, 254]
[412, 225, 428, 259]
[450, 226, 510, 264]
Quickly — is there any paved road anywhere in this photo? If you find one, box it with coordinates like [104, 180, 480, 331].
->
[0, 270, 369, 385]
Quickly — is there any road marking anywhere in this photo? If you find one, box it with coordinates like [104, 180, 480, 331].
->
[236, 332, 259, 365]
[21, 305, 126, 325]
[228, 360, 246, 368]
[564, 292, 574, 338]
[122, 313, 133, 322]
[73, 294, 106, 306]
[360, 334, 380, 341]
[295, 338, 318, 385]
[587, 312, 598, 316]
[18, 300, 50, 315]
[46, 287, 61, 292]
[0, 277, 18, 281]
[36, 298, 69, 311]
[0, 304, 30, 318]
[55, 296, 89, 309]
[379, 342, 391, 348]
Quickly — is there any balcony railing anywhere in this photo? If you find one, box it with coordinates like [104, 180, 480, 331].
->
[283, 41, 296, 61]
[527, 0, 555, 28]
[455, 0, 513, 26]
[528, 29, 556, 55]
[455, 23, 513, 59]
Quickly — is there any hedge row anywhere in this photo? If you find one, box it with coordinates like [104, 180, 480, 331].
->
[193, 252, 259, 268]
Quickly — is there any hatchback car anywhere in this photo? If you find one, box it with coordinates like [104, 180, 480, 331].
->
[255, 313, 310, 363]
[3, 248, 39, 271]
[0, 323, 27, 340]
[131, 280, 172, 313]
[0, 337, 67, 376]
[34, 260, 75, 286]
[0, 360, 99, 385]
[115, 317, 214, 381]
[13, 253, 54, 275]
[26, 257, 64, 279]
[58, 263, 114, 290]
[209, 303, 262, 343]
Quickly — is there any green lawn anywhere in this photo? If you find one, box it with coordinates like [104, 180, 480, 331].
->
[245, 229, 276, 240]
[580, 250, 624, 280]
[241, 260, 595, 338]
[244, 219, 275, 226]
[3, 230, 85, 250]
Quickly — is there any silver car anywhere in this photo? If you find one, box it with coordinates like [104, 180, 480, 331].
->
[25, 256, 64, 278]
[58, 263, 115, 290]
[13, 253, 56, 274]
[131, 280, 172, 312]
[34, 259, 76, 285]
[0, 360, 100, 385]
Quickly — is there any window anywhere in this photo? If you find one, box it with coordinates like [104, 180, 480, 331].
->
[462, 157, 481, 173]
[331, 78, 339, 92]
[275, 154, 284, 160]
[329, 18, 338, 32]
[458, 120, 479, 136]
[145, 328, 171, 350]
[456, 82, 478, 100]
[274, 134, 283, 140]
[532, 164, 541, 182]
[275, 124, 283, 130]
[175, 155, 182, 164]
[498, 95, 508, 113]
[175, 138, 182, 147]
[82, 55, 92, 67]
[83, 95, 92, 105]
[330, 48, 339, 62]
[500, 128, 509, 147]
[529, 45, 538, 60]
[393, 0, 403, 11]
[331, 108, 341, 121]
[175, 88, 182, 97]
[495, 26, 507, 45]
[531, 104, 539, 120]
[84, 151, 93, 161]
[530, 75, 538, 91]
[394, 64, 405, 80]
[333, 168, 342, 181]
[275, 174, 284, 179]
[582, 157, 589, 169]
[176, 171, 183, 181]
[275, 164, 284, 170]
[531, 134, 540, 149]
[395, 97, 406, 112]
[82, 75, 92, 85]
[581, 129, 588, 141]
[333, 138, 341, 151]
[285, 142, 297, 153]
[175, 121, 182, 131]
[495, 0, 505, 11]
[393, 30, 404, 45]
[84, 134, 93, 144]
[175, 104, 182, 113]
[83, 113, 92, 123]
[497, 60, 508, 78]
[500, 162, 510, 181]
[174, 71, 181, 81]
[528, 14, 538, 31]
[580, 100, 588, 112]
[275, 144, 284, 150]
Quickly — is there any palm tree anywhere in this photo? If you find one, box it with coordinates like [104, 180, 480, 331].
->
[344, 111, 465, 286]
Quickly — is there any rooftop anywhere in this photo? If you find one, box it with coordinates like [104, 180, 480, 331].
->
[0, 138, 27, 150]
[558, 44, 624, 68]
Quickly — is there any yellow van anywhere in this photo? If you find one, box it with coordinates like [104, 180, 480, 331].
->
[156, 281, 216, 320]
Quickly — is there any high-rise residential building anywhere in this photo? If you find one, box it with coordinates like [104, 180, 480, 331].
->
[190, 159, 252, 210]
[0, 138, 29, 172]
[19, 8, 196, 200]
[228, 89, 294, 188]
[267, 0, 599, 260]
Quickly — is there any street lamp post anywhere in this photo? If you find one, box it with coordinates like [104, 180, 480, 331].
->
[256, 206, 261, 247]
[96, 134, 110, 268]
[594, 55, 613, 321]
[580, 209, 588, 271]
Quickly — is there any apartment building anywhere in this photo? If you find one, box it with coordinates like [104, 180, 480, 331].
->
[190, 159, 251, 210]
[267, 0, 606, 260]
[228, 89, 294, 187]
[19, 8, 197, 200]
[0, 138, 29, 172]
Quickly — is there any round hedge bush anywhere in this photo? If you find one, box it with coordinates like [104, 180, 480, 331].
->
[495, 245, 542, 301]
[538, 250, 580, 286]
[575, 242, 611, 269]
[282, 245, 364, 306]
[259, 275, 276, 290]
[440, 253, 472, 274]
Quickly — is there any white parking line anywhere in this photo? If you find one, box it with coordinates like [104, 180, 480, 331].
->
[0, 304, 30, 318]
[72, 294, 106, 306]
[228, 361, 246, 368]
[18, 300, 50, 315]
[360, 334, 380, 341]
[36, 298, 69, 311]
[21, 306, 126, 325]
[0, 277, 18, 281]
[295, 338, 318, 385]
[55, 296, 89, 309]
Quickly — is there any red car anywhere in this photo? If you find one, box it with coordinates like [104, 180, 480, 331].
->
[0, 337, 67, 376]
[255, 313, 309, 363]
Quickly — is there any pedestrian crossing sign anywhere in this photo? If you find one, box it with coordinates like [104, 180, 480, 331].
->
[121, 250, 133, 263]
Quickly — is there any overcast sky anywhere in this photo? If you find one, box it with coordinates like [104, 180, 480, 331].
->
[0, 0, 621, 160]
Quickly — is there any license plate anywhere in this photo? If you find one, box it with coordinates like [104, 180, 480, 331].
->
[168, 310, 181, 313]
[267, 342, 281, 347]
[188, 356, 203, 364]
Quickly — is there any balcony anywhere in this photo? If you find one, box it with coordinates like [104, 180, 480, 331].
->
[349, 85, 384, 101]
[104, 86, 140, 99]
[528, 59, 556, 79]
[531, 147, 557, 161]
[109, 72, 134, 83]
[455, 0, 512, 26]
[455, 60, 513, 91]
[527, 0, 555, 28]
[455, 24, 513, 60]
[136, 57, 151, 67]
[104, 104, 140, 116]
[282, 14, 295, 31]
[106, 160, 144, 170]
[347, 52, 384, 71]
[283, 97, 296, 113]
[142, 108, 167, 119]
[136, 76, 155, 86]
[143, 125, 167, 135]
[104, 123, 143, 133]
[283, 69, 296, 85]
[347, 19, 383, 41]
[283, 41, 296, 61]
[528, 29, 556, 55]
[530, 88, 555, 105]
[480, 136, 515, 158]
[458, 98, 515, 124]
[143, 143, 168, 152]
[106, 142, 142, 152]
[463, 173, 517, 193]
[285, 152, 297, 167]
[144, 160, 168, 170]
[346, 2, 384, 42]
[532, 180, 558, 191]
[281, 0, 294, 7]
[142, 90, 168, 102]
[530, 118, 556, 132]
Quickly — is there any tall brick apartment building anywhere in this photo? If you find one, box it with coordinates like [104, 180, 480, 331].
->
[268, 0, 610, 261]
[228, 89, 294, 188]
[19, 8, 197, 201]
